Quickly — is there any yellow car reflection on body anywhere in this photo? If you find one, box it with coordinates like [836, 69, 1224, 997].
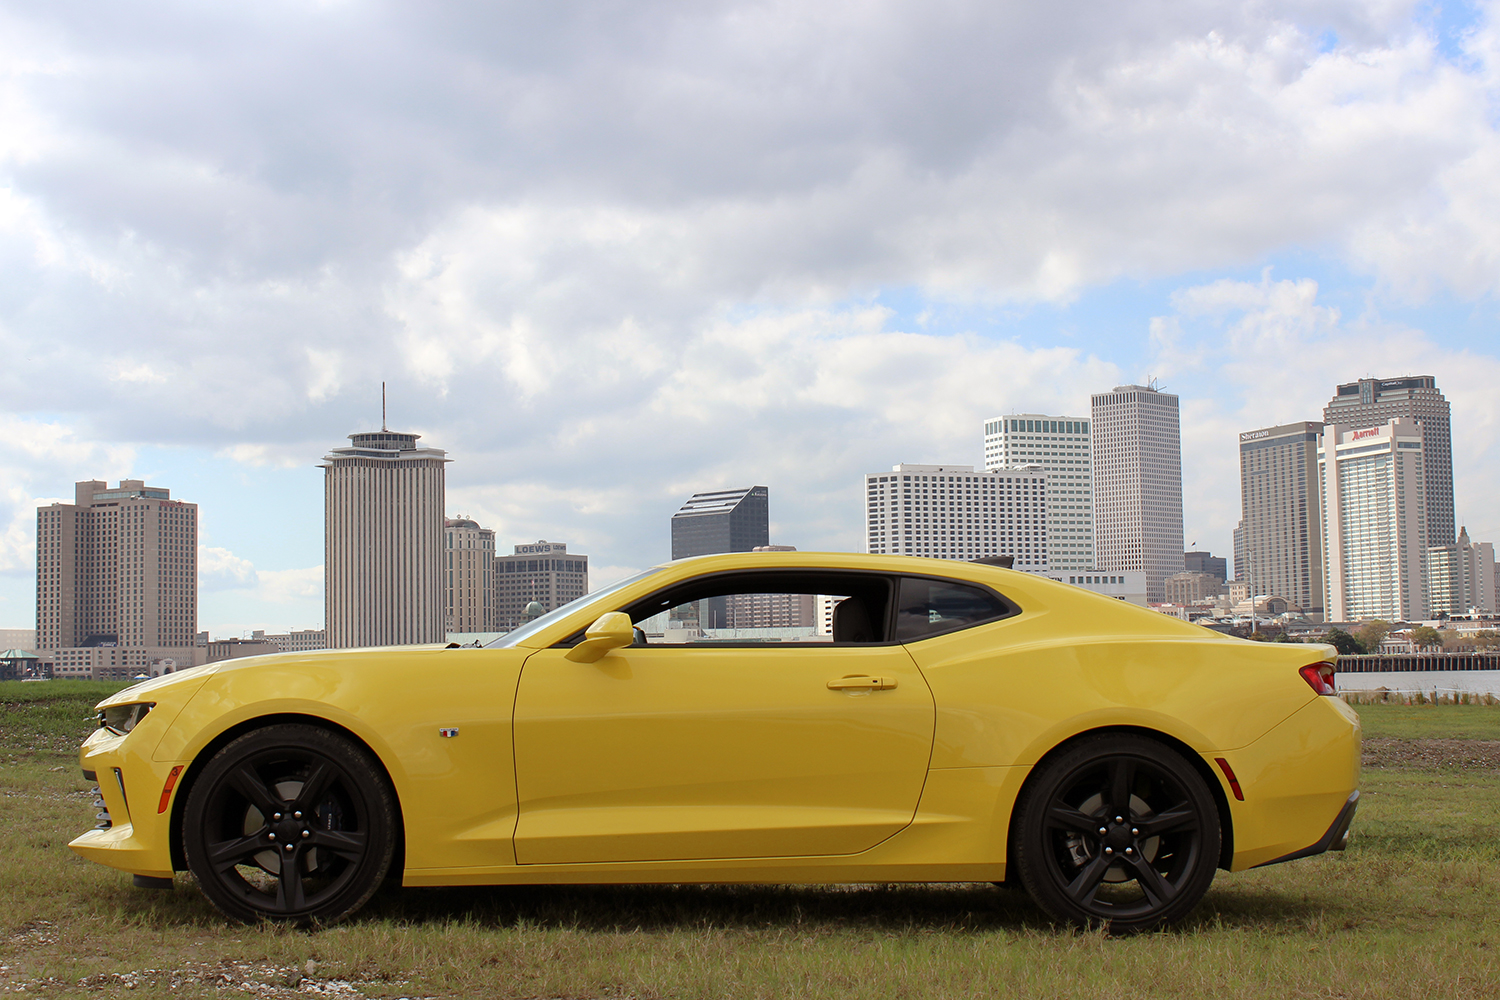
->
[70, 552, 1359, 932]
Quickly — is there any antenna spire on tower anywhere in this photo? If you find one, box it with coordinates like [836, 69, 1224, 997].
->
[382, 382, 387, 431]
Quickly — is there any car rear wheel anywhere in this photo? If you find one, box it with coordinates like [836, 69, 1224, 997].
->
[1013, 733, 1220, 933]
[182, 724, 395, 925]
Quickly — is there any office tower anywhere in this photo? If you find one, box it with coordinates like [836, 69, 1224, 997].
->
[865, 464, 1048, 569]
[1319, 419, 1427, 622]
[1164, 572, 1224, 605]
[494, 541, 589, 630]
[445, 517, 496, 633]
[1237, 422, 1325, 619]
[36, 480, 198, 655]
[1233, 521, 1245, 582]
[1091, 385, 1185, 603]
[1324, 376, 1453, 546]
[670, 487, 769, 559]
[1182, 551, 1227, 583]
[1428, 527, 1497, 616]
[983, 414, 1092, 571]
[322, 430, 448, 648]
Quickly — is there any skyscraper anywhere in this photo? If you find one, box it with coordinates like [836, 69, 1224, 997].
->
[1428, 527, 1497, 616]
[1319, 419, 1427, 622]
[322, 430, 448, 648]
[983, 414, 1092, 571]
[1324, 376, 1453, 547]
[444, 517, 496, 633]
[1091, 385, 1185, 603]
[1237, 421, 1324, 619]
[494, 541, 589, 629]
[865, 464, 1048, 569]
[36, 480, 198, 654]
[670, 487, 769, 559]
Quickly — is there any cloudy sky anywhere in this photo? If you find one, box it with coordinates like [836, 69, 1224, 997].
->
[3, 0, 1498, 637]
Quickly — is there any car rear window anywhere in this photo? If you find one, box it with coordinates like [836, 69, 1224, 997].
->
[895, 576, 1011, 642]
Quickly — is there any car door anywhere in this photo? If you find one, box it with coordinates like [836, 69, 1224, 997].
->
[510, 578, 936, 865]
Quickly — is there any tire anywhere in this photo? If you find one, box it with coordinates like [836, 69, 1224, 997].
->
[1013, 733, 1220, 933]
[182, 724, 396, 925]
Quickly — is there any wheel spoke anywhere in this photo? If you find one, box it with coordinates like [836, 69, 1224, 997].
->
[307, 828, 366, 863]
[1125, 853, 1177, 907]
[207, 833, 268, 872]
[1137, 803, 1198, 837]
[275, 848, 307, 911]
[1063, 853, 1111, 904]
[226, 765, 282, 816]
[1045, 803, 1102, 835]
[292, 761, 337, 811]
[1109, 758, 1136, 817]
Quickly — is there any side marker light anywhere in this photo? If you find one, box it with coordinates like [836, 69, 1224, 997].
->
[1214, 757, 1244, 801]
[158, 765, 183, 814]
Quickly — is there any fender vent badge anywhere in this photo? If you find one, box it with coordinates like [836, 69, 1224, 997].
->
[439, 728, 459, 738]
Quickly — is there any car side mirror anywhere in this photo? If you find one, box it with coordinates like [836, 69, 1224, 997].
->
[565, 612, 637, 663]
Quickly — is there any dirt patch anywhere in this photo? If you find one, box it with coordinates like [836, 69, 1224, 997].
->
[1, 959, 423, 998]
[1362, 738, 1500, 771]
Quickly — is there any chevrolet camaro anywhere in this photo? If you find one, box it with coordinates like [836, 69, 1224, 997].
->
[71, 552, 1360, 931]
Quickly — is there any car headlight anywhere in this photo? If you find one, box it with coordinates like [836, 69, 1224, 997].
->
[98, 703, 155, 736]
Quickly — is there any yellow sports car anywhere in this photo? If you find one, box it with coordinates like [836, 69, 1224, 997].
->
[71, 552, 1360, 931]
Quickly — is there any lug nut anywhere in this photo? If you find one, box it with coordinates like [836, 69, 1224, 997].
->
[1098, 827, 1107, 835]
[301, 830, 310, 839]
[1131, 827, 1139, 836]
[273, 813, 282, 821]
[1104, 847, 1114, 855]
[267, 833, 276, 841]
[283, 843, 294, 852]
[294, 811, 302, 820]
[1125, 847, 1134, 854]
[1115, 815, 1124, 823]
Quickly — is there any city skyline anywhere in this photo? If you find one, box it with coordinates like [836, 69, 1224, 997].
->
[4, 4, 1500, 635]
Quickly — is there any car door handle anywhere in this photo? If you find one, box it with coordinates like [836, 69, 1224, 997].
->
[827, 675, 897, 691]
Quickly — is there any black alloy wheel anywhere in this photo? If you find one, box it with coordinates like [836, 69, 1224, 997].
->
[1013, 733, 1221, 933]
[182, 724, 396, 925]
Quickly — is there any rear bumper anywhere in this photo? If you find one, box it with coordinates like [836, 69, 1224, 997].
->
[1253, 790, 1360, 868]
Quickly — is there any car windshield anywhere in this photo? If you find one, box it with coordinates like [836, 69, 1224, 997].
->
[484, 568, 665, 648]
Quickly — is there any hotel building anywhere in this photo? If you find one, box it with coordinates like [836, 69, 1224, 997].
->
[865, 464, 1048, 570]
[495, 541, 589, 629]
[36, 480, 199, 655]
[983, 414, 1092, 572]
[445, 517, 497, 632]
[1319, 419, 1427, 622]
[322, 430, 448, 648]
[1324, 376, 1454, 546]
[1091, 385, 1185, 604]
[1238, 421, 1325, 620]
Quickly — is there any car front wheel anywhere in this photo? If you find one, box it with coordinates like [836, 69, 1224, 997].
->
[182, 724, 396, 924]
[1013, 733, 1220, 933]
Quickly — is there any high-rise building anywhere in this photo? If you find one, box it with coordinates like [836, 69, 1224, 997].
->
[494, 541, 589, 630]
[444, 517, 496, 633]
[322, 430, 448, 648]
[1427, 527, 1497, 616]
[1319, 419, 1427, 622]
[1324, 376, 1454, 547]
[36, 480, 199, 654]
[1237, 421, 1325, 620]
[670, 487, 769, 559]
[983, 414, 1092, 571]
[1182, 551, 1227, 583]
[865, 464, 1048, 569]
[1091, 385, 1185, 603]
[1233, 521, 1245, 582]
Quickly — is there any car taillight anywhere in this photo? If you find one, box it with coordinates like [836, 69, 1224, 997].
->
[1299, 662, 1336, 695]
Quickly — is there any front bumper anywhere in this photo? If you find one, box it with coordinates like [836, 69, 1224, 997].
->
[67, 727, 180, 879]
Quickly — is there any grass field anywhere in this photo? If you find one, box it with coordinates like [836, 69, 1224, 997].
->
[2, 681, 1499, 999]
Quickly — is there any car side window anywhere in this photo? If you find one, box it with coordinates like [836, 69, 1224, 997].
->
[895, 576, 1010, 642]
[609, 570, 894, 646]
